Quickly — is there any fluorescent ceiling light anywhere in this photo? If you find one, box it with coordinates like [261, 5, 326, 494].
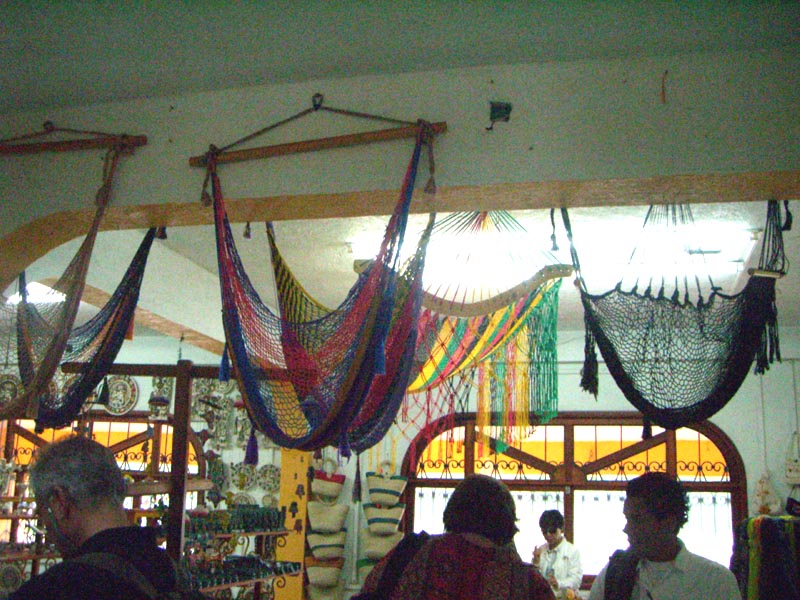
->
[5, 282, 66, 305]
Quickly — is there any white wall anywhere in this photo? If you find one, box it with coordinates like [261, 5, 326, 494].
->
[2, 47, 798, 237]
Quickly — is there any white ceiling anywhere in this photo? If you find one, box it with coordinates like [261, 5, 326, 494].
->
[4, 2, 800, 359]
[4, 2, 799, 114]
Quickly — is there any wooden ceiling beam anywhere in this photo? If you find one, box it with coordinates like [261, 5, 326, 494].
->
[3, 169, 799, 292]
[42, 280, 226, 356]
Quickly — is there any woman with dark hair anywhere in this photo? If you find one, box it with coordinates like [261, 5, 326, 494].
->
[359, 474, 554, 599]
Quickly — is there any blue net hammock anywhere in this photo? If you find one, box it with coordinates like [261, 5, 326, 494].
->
[31, 228, 157, 430]
[562, 200, 789, 431]
[0, 145, 129, 421]
[211, 125, 433, 455]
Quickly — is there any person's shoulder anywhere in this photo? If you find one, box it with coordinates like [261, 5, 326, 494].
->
[10, 557, 150, 600]
[680, 547, 726, 569]
[8, 561, 101, 599]
[679, 548, 737, 581]
[563, 539, 581, 554]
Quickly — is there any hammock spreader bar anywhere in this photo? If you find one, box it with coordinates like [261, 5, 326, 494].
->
[189, 93, 446, 167]
[0, 121, 146, 156]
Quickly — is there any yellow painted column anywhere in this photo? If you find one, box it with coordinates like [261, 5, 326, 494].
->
[275, 448, 310, 600]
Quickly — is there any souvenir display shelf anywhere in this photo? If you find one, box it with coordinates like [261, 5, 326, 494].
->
[0, 360, 298, 599]
[184, 508, 300, 598]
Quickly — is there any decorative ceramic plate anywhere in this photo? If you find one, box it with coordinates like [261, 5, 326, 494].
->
[0, 374, 22, 408]
[103, 374, 139, 415]
[230, 463, 256, 491]
[236, 587, 254, 600]
[257, 464, 281, 493]
[214, 378, 238, 397]
[0, 563, 22, 592]
[231, 492, 255, 506]
[151, 375, 173, 400]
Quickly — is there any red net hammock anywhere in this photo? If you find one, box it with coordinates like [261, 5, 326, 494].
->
[211, 125, 434, 455]
[0, 139, 145, 423]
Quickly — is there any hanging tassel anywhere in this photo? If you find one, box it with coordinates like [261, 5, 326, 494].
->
[352, 453, 362, 504]
[641, 418, 652, 440]
[219, 343, 230, 382]
[338, 431, 352, 460]
[244, 428, 259, 465]
[96, 378, 110, 406]
[580, 321, 599, 397]
[549, 208, 559, 251]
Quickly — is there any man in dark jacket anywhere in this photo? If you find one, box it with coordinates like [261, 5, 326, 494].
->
[10, 435, 181, 599]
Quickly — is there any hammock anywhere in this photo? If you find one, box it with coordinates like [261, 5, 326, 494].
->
[212, 125, 433, 454]
[409, 278, 562, 392]
[32, 228, 157, 429]
[0, 144, 127, 421]
[266, 213, 434, 453]
[563, 200, 789, 431]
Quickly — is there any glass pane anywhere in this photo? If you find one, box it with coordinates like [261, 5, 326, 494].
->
[412, 486, 565, 565]
[576, 425, 667, 481]
[676, 430, 728, 482]
[574, 490, 628, 574]
[416, 428, 465, 479]
[574, 490, 734, 575]
[682, 492, 734, 566]
[412, 486, 455, 534]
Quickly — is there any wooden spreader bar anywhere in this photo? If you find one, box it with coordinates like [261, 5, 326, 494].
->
[189, 121, 447, 167]
[0, 134, 148, 156]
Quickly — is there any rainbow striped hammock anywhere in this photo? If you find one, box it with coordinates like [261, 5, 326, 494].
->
[408, 275, 562, 429]
[211, 127, 433, 455]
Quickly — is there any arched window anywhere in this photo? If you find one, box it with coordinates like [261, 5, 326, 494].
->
[402, 411, 745, 577]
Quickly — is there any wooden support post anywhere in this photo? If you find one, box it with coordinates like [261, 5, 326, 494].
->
[166, 359, 193, 563]
[275, 448, 311, 600]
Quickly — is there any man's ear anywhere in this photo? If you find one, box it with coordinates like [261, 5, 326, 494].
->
[662, 513, 682, 536]
[46, 487, 70, 520]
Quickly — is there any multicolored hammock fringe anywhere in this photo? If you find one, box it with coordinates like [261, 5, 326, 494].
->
[0, 145, 127, 421]
[563, 200, 789, 431]
[409, 277, 562, 392]
[212, 125, 434, 455]
[33, 228, 157, 429]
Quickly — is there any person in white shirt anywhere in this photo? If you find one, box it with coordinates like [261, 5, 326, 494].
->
[532, 509, 583, 593]
[588, 472, 741, 600]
